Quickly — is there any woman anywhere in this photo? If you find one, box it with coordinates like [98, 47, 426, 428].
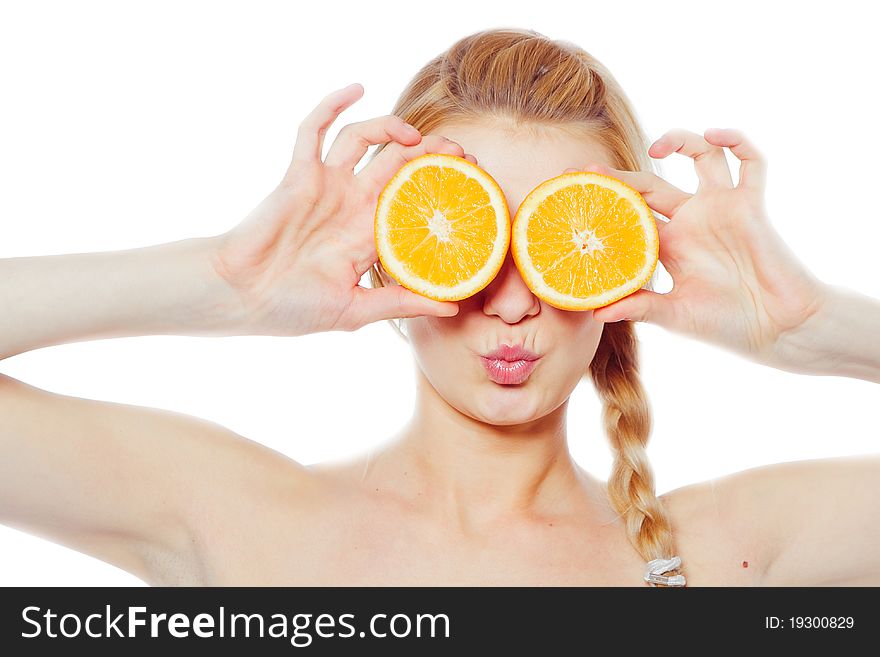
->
[1, 28, 877, 586]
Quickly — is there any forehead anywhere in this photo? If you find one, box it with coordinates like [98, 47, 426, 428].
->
[427, 119, 615, 212]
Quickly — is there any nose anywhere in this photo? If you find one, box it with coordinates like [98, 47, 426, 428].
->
[481, 249, 541, 323]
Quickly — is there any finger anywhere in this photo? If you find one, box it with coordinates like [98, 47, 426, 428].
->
[564, 163, 691, 221]
[703, 127, 767, 193]
[648, 128, 734, 190]
[347, 284, 460, 330]
[324, 115, 422, 170]
[592, 288, 674, 328]
[291, 83, 364, 166]
[357, 135, 468, 193]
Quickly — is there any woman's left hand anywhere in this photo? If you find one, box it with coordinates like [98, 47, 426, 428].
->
[577, 128, 829, 371]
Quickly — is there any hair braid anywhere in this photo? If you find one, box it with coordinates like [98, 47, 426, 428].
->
[589, 321, 684, 584]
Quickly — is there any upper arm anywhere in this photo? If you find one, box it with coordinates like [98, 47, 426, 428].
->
[0, 372, 312, 585]
[713, 456, 880, 585]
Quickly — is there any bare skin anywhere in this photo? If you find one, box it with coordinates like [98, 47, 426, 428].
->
[1, 84, 878, 587]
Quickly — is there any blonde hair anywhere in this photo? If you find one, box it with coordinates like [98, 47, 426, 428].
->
[366, 28, 681, 582]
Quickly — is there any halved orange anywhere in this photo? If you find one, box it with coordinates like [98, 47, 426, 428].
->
[511, 171, 659, 311]
[374, 153, 510, 301]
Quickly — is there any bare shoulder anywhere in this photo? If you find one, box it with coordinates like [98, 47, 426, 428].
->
[676, 456, 880, 586]
[177, 447, 383, 585]
[154, 426, 331, 585]
[658, 468, 781, 586]
[658, 456, 880, 585]
[0, 371, 332, 587]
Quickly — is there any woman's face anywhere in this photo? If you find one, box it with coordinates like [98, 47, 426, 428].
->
[393, 120, 616, 426]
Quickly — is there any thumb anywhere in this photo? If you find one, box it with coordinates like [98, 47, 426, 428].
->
[350, 284, 459, 329]
[592, 289, 671, 326]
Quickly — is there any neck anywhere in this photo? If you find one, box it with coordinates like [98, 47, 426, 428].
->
[374, 368, 593, 531]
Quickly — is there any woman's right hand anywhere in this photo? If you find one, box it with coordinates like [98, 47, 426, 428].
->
[210, 83, 470, 337]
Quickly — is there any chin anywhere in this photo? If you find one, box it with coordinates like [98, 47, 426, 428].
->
[472, 389, 544, 425]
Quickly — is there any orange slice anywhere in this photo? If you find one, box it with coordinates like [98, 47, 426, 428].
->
[374, 153, 510, 302]
[511, 172, 659, 311]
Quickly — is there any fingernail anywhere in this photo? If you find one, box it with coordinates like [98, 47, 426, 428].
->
[404, 122, 419, 133]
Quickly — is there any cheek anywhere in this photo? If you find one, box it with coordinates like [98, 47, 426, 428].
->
[406, 317, 476, 377]
[405, 316, 442, 344]
[554, 313, 604, 367]
[406, 317, 452, 362]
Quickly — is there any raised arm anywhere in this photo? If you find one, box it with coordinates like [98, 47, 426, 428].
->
[0, 236, 243, 360]
[579, 128, 879, 584]
[0, 83, 473, 584]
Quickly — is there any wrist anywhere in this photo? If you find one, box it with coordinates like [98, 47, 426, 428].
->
[176, 234, 252, 337]
[106, 234, 252, 338]
[772, 282, 880, 383]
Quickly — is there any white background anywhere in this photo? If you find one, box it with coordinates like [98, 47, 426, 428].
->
[1, 0, 877, 586]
